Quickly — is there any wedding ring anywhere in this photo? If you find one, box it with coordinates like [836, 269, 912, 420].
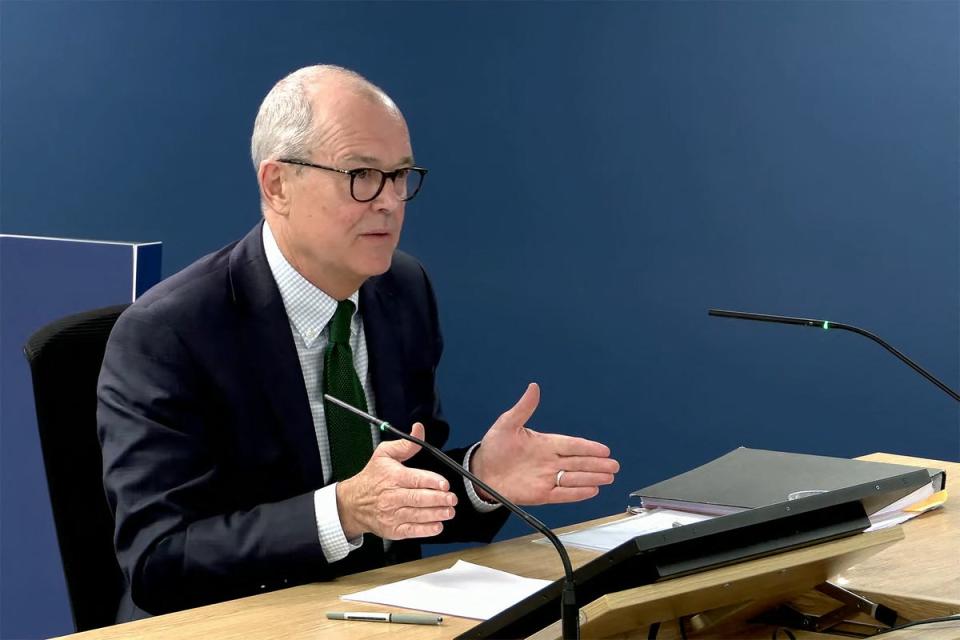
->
[555, 469, 566, 487]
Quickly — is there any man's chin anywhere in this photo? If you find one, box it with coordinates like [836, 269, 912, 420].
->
[357, 254, 395, 278]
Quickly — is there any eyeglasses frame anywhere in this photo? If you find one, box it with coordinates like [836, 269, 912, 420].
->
[277, 158, 428, 203]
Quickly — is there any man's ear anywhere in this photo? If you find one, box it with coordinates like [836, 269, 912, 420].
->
[259, 160, 291, 216]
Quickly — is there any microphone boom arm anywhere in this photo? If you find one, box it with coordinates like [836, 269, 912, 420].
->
[708, 309, 960, 402]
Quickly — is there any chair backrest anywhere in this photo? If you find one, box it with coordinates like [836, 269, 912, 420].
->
[23, 304, 130, 632]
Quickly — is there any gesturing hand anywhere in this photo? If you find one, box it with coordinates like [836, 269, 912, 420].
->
[471, 383, 620, 505]
[336, 423, 458, 541]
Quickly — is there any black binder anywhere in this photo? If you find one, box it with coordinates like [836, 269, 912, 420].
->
[456, 464, 929, 640]
[631, 447, 945, 515]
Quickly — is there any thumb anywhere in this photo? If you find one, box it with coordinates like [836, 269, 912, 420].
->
[376, 421, 425, 463]
[495, 383, 540, 431]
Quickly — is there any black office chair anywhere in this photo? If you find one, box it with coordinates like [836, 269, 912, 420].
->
[23, 304, 130, 632]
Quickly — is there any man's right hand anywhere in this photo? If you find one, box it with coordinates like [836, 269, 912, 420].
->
[335, 422, 457, 541]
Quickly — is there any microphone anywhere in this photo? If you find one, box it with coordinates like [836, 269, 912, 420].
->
[323, 393, 580, 639]
[708, 309, 960, 402]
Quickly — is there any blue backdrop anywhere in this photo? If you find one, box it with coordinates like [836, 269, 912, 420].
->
[2, 2, 958, 638]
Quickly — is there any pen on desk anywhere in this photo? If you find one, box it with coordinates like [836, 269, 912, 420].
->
[326, 611, 443, 625]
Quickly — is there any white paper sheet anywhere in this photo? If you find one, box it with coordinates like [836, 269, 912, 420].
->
[555, 509, 714, 552]
[865, 481, 936, 531]
[341, 560, 552, 620]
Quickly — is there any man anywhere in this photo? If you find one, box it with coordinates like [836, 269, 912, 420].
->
[97, 65, 619, 621]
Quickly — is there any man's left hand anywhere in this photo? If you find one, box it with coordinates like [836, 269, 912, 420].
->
[470, 383, 620, 505]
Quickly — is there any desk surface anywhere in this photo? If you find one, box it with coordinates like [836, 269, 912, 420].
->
[838, 453, 958, 599]
[58, 453, 959, 640]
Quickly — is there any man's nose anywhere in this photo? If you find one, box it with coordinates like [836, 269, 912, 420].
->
[371, 178, 403, 212]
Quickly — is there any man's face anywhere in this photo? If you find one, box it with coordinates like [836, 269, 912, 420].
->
[279, 95, 412, 294]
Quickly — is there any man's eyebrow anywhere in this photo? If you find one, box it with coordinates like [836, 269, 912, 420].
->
[344, 154, 415, 167]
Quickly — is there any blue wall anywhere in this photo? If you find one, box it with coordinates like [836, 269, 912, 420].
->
[2, 1, 957, 637]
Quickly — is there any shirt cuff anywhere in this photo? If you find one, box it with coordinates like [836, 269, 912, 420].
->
[314, 483, 364, 563]
[463, 442, 501, 513]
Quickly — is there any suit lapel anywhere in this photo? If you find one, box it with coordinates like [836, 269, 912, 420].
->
[360, 276, 408, 442]
[228, 224, 325, 487]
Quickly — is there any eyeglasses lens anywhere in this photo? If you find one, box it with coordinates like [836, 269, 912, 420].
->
[352, 169, 422, 202]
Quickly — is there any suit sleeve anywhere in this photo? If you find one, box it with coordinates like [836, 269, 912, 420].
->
[97, 307, 328, 615]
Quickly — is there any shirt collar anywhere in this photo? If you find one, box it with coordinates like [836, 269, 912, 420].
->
[262, 222, 359, 348]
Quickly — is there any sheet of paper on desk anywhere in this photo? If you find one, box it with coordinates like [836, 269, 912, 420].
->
[341, 560, 552, 620]
[865, 482, 942, 531]
[555, 509, 714, 552]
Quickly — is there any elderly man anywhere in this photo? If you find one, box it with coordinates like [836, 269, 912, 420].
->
[97, 64, 619, 621]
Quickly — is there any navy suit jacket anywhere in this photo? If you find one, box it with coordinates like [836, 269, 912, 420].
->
[97, 223, 508, 619]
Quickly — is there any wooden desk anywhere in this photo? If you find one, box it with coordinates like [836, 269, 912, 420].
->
[823, 453, 960, 639]
[56, 454, 959, 640]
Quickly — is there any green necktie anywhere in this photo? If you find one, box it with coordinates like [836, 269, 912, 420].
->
[322, 300, 375, 481]
[321, 300, 384, 572]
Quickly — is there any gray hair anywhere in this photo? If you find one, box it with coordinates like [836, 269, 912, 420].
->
[250, 64, 391, 171]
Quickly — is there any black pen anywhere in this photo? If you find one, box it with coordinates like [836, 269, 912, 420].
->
[326, 611, 443, 625]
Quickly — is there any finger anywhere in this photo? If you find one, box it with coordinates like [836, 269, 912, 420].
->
[498, 382, 540, 426]
[375, 422, 426, 463]
[556, 456, 621, 474]
[380, 487, 457, 509]
[554, 471, 616, 488]
[550, 434, 612, 458]
[545, 486, 600, 504]
[392, 505, 457, 524]
[392, 467, 451, 492]
[391, 521, 444, 540]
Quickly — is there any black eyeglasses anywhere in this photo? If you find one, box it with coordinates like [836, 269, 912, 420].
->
[278, 159, 428, 203]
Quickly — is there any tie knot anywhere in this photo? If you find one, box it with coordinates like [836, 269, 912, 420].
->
[329, 300, 355, 345]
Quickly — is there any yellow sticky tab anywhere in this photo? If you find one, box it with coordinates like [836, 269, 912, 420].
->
[903, 490, 948, 513]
